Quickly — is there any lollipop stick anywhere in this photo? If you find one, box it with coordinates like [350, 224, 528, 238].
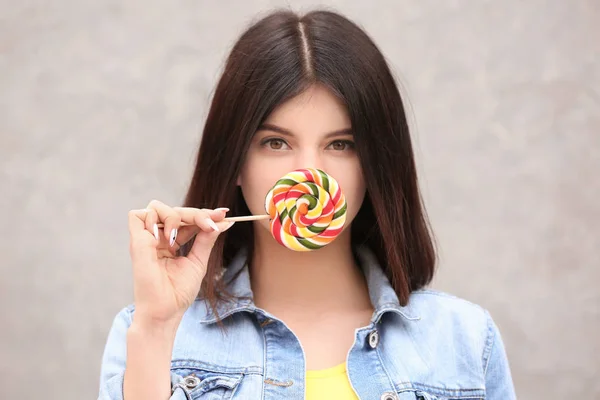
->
[156, 214, 270, 228]
[224, 214, 271, 222]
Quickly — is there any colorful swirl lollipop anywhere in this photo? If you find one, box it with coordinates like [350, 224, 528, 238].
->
[156, 168, 347, 251]
[264, 168, 347, 251]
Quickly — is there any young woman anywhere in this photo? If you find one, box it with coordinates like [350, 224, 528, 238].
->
[99, 9, 516, 400]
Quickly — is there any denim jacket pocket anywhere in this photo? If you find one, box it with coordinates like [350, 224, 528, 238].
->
[171, 364, 243, 400]
[414, 388, 484, 400]
[395, 387, 484, 400]
[394, 389, 438, 400]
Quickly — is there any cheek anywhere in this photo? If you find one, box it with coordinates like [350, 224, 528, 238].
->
[341, 178, 366, 224]
[240, 173, 269, 214]
[239, 156, 287, 215]
[327, 164, 366, 224]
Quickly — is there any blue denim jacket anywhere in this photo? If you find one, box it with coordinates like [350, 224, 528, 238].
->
[99, 246, 516, 399]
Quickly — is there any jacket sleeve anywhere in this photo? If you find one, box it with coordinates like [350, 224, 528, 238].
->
[482, 310, 517, 400]
[98, 307, 190, 400]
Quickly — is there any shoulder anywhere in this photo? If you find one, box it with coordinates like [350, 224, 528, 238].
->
[409, 288, 492, 324]
[404, 291, 516, 397]
[403, 289, 497, 361]
[380, 290, 514, 397]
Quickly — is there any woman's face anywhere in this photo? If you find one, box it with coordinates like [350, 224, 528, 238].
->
[238, 84, 366, 235]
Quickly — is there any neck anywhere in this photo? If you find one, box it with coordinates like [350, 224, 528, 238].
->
[249, 225, 373, 316]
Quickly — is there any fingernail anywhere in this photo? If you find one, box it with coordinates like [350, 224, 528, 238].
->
[169, 228, 178, 247]
[205, 218, 220, 232]
[153, 224, 159, 240]
[215, 207, 230, 213]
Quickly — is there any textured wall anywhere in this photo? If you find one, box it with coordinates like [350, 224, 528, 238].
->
[2, 1, 599, 399]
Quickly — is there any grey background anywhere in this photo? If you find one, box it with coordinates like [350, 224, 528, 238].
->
[1, 1, 599, 399]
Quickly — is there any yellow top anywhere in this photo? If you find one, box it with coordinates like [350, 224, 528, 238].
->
[306, 362, 359, 399]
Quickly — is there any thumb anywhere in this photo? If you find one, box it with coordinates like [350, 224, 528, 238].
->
[187, 221, 235, 266]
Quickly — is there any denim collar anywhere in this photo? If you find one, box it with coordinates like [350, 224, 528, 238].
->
[196, 245, 421, 324]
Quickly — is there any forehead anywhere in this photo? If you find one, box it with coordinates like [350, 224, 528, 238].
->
[263, 85, 351, 133]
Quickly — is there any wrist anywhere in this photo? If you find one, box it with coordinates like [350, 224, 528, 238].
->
[129, 313, 182, 339]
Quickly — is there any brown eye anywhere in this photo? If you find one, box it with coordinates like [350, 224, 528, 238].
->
[329, 140, 354, 151]
[331, 141, 346, 151]
[269, 139, 284, 150]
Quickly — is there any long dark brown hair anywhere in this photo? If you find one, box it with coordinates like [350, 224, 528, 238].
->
[181, 8, 436, 318]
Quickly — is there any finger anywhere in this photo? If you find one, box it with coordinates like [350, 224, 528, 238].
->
[158, 206, 230, 249]
[147, 200, 182, 245]
[173, 220, 235, 249]
[143, 207, 159, 241]
[173, 208, 234, 265]
[127, 208, 147, 234]
[128, 209, 158, 262]
[169, 225, 198, 249]
[175, 207, 228, 223]
[176, 214, 218, 252]
[172, 207, 228, 243]
[187, 220, 236, 265]
[216, 220, 236, 232]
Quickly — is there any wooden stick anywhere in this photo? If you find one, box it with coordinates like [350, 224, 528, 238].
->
[224, 214, 271, 222]
[156, 214, 270, 228]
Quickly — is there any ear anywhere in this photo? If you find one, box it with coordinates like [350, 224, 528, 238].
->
[236, 175, 242, 186]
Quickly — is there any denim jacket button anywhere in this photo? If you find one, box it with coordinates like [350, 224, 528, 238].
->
[380, 391, 398, 400]
[183, 375, 201, 390]
[368, 329, 380, 349]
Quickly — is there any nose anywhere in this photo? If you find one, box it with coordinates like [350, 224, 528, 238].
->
[295, 148, 323, 170]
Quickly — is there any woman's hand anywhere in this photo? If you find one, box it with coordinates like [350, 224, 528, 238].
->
[127, 200, 234, 329]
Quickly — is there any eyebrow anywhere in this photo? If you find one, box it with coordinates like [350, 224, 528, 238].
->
[257, 123, 353, 138]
